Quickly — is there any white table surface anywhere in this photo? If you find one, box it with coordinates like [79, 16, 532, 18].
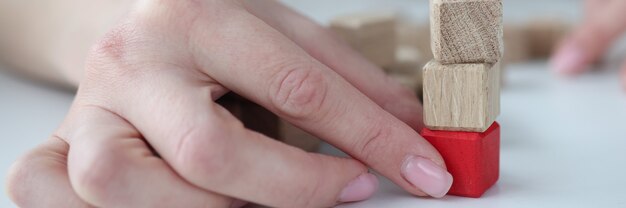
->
[3, 0, 626, 207]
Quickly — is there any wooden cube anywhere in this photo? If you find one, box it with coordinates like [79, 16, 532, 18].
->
[423, 60, 500, 132]
[421, 122, 500, 197]
[330, 12, 396, 67]
[430, 0, 503, 64]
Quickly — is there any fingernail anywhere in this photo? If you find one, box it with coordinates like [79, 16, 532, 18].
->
[338, 173, 379, 203]
[550, 43, 587, 74]
[401, 155, 453, 198]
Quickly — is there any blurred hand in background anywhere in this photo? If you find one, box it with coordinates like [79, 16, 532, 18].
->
[550, 0, 626, 84]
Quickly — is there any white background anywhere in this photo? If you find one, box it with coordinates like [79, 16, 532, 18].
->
[3, 0, 626, 207]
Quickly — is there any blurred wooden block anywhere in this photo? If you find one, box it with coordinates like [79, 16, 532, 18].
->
[279, 120, 322, 152]
[503, 23, 530, 64]
[396, 20, 433, 60]
[385, 45, 425, 74]
[430, 0, 503, 64]
[385, 46, 425, 96]
[359, 32, 396, 67]
[524, 18, 571, 59]
[330, 12, 396, 67]
[423, 60, 500, 132]
[330, 12, 395, 43]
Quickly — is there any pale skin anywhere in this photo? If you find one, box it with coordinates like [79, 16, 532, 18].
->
[1, 0, 455, 207]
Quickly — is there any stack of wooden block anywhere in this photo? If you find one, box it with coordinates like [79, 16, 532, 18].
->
[420, 0, 502, 198]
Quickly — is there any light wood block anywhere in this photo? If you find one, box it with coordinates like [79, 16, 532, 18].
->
[430, 0, 503, 64]
[330, 12, 396, 67]
[423, 60, 500, 132]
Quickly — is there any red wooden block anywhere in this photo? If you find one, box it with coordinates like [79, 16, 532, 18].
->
[420, 122, 500, 198]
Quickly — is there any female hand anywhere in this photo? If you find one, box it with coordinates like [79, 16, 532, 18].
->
[6, 0, 452, 207]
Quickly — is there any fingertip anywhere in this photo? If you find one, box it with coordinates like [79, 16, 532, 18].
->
[550, 41, 589, 75]
[338, 173, 379, 203]
[401, 155, 453, 198]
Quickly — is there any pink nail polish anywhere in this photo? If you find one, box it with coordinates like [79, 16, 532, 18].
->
[401, 155, 453, 198]
[338, 173, 379, 203]
[550, 44, 587, 74]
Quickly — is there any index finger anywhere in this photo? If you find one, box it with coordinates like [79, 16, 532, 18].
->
[192, 4, 452, 197]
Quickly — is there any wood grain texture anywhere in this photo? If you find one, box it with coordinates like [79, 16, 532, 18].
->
[430, 0, 503, 64]
[330, 12, 396, 67]
[423, 60, 500, 132]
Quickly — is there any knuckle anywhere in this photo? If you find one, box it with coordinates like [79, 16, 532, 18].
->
[269, 62, 329, 120]
[84, 23, 146, 84]
[87, 24, 140, 66]
[174, 125, 229, 183]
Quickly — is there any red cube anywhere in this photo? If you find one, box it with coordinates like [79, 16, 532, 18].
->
[420, 122, 500, 198]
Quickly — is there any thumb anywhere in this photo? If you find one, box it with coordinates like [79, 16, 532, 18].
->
[550, 1, 626, 75]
